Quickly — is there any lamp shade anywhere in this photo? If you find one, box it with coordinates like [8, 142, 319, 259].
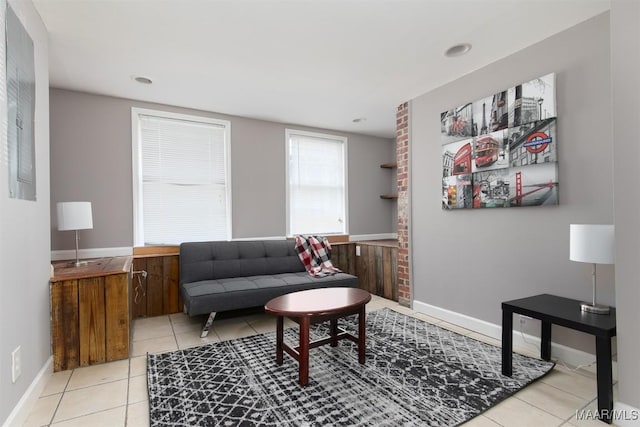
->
[57, 202, 93, 231]
[569, 224, 614, 264]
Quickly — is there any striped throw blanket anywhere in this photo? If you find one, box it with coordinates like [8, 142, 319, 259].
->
[294, 235, 342, 277]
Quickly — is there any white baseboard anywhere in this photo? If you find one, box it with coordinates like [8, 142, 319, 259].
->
[413, 299, 616, 378]
[2, 357, 52, 427]
[350, 233, 398, 241]
[612, 402, 640, 426]
[51, 246, 133, 261]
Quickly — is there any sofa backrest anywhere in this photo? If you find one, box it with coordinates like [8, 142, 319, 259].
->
[179, 240, 305, 284]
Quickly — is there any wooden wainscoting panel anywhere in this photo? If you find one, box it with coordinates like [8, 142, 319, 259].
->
[145, 257, 164, 317]
[367, 245, 377, 295]
[356, 245, 372, 295]
[330, 243, 358, 276]
[348, 244, 358, 275]
[132, 254, 183, 319]
[391, 247, 398, 301]
[382, 248, 398, 300]
[131, 257, 148, 318]
[374, 246, 384, 296]
[332, 242, 399, 301]
[105, 272, 130, 361]
[163, 255, 181, 314]
[78, 277, 106, 366]
[333, 244, 345, 272]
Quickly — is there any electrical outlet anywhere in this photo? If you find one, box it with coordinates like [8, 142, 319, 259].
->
[519, 315, 532, 327]
[12, 346, 21, 383]
[355, 245, 361, 256]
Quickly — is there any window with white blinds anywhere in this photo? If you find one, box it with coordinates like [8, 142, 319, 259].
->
[132, 108, 231, 246]
[286, 129, 347, 236]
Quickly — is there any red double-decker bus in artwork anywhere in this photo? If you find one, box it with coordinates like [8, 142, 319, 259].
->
[475, 136, 500, 168]
[453, 143, 472, 175]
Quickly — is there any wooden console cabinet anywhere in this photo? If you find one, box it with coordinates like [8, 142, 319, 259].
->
[50, 256, 132, 372]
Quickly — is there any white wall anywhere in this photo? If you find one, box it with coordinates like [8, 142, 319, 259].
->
[49, 89, 395, 251]
[409, 13, 613, 355]
[0, 0, 50, 425]
[409, 8, 640, 415]
[611, 0, 640, 413]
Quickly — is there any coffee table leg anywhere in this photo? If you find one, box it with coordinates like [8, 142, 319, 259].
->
[276, 316, 283, 365]
[330, 319, 338, 347]
[299, 316, 310, 386]
[358, 305, 366, 364]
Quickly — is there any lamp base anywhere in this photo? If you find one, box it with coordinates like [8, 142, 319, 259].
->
[580, 302, 610, 315]
[66, 260, 89, 267]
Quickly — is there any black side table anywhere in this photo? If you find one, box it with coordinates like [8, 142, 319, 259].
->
[501, 294, 616, 424]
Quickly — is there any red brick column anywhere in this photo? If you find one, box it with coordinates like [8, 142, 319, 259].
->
[396, 102, 410, 307]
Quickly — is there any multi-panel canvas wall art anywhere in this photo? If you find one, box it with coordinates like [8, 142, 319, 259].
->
[441, 73, 558, 210]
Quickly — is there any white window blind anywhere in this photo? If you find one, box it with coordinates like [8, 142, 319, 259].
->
[286, 129, 347, 236]
[132, 109, 231, 245]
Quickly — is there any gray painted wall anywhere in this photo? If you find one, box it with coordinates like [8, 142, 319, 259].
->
[0, 0, 50, 424]
[409, 13, 614, 355]
[611, 0, 640, 411]
[50, 90, 395, 250]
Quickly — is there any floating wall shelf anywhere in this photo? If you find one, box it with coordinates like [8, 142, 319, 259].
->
[380, 161, 397, 199]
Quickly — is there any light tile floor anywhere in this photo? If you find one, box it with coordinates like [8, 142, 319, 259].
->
[23, 295, 618, 426]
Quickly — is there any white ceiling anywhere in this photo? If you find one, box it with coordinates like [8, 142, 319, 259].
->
[32, 0, 610, 138]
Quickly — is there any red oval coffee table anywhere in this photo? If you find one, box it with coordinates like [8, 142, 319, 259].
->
[264, 287, 371, 386]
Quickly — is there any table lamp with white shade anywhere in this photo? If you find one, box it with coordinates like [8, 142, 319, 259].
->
[569, 224, 615, 314]
[57, 202, 93, 267]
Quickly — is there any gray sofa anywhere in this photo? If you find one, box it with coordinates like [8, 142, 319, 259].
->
[179, 239, 358, 337]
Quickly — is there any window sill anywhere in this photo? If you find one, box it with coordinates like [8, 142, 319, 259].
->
[133, 246, 179, 258]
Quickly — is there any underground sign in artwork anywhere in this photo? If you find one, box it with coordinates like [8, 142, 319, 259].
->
[441, 73, 558, 209]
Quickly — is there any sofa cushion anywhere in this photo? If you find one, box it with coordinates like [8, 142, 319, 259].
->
[180, 240, 306, 284]
[182, 271, 358, 316]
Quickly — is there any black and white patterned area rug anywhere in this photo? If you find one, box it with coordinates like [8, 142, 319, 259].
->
[147, 308, 554, 426]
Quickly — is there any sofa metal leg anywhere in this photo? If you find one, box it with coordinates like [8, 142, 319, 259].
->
[201, 312, 217, 338]
[183, 304, 187, 314]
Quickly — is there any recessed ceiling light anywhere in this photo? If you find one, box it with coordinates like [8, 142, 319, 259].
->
[444, 43, 472, 58]
[352, 117, 367, 123]
[133, 76, 153, 84]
